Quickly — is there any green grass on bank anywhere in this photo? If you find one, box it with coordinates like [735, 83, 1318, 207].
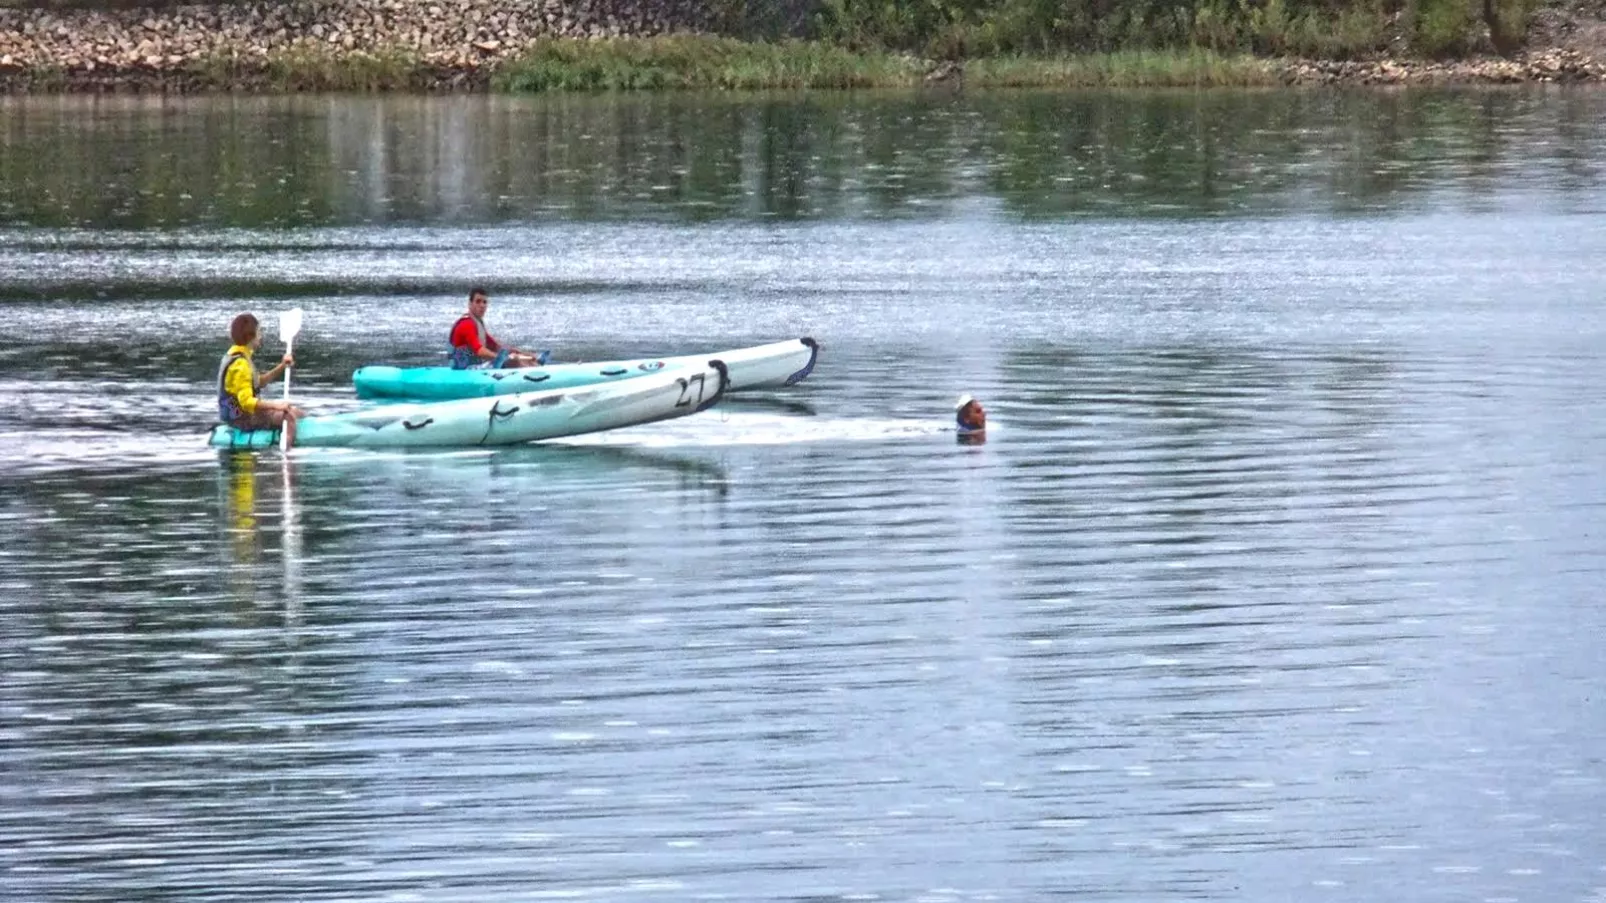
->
[492, 36, 923, 91]
[185, 46, 436, 92]
[261, 47, 434, 92]
[965, 49, 1277, 88]
[492, 37, 1274, 91]
[1, 37, 1277, 92]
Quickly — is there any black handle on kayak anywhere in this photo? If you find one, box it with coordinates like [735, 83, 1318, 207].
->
[785, 337, 820, 386]
[698, 360, 730, 413]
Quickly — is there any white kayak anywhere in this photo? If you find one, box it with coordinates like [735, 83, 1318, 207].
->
[210, 360, 728, 450]
[352, 337, 819, 402]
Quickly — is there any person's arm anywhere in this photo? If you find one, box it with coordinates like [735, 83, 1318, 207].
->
[258, 398, 305, 417]
[257, 354, 293, 385]
[491, 333, 535, 360]
[453, 319, 499, 361]
[498, 337, 540, 359]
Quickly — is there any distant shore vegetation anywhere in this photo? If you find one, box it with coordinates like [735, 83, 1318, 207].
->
[492, 37, 1279, 91]
[0, 0, 1553, 92]
[793, 0, 1532, 61]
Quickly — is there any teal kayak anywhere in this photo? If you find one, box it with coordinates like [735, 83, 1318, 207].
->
[353, 337, 818, 402]
[210, 361, 728, 450]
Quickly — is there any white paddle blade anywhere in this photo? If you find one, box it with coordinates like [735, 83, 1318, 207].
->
[279, 307, 303, 454]
[279, 307, 304, 343]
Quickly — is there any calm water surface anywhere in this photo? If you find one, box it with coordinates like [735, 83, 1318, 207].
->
[2, 90, 1605, 902]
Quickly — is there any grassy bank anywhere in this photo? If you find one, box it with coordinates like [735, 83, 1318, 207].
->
[1, 37, 1278, 92]
[811, 0, 1535, 59]
[962, 49, 1278, 87]
[203, 47, 442, 93]
[490, 37, 1274, 90]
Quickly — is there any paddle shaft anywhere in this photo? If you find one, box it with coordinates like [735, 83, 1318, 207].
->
[279, 335, 294, 452]
[283, 336, 295, 401]
[278, 307, 303, 452]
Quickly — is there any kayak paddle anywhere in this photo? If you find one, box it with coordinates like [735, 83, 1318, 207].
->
[279, 307, 304, 453]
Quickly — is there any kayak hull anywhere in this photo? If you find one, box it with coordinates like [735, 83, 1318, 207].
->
[210, 361, 728, 450]
[353, 337, 818, 402]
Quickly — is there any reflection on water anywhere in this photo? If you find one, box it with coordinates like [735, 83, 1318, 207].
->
[218, 452, 305, 628]
[1, 89, 1604, 234]
[2, 89, 1606, 903]
[221, 450, 265, 570]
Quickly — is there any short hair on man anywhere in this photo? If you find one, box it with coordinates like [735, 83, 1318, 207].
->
[230, 313, 259, 346]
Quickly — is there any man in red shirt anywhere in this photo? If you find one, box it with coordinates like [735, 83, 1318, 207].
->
[447, 287, 548, 369]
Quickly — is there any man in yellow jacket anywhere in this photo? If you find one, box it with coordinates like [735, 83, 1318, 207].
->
[218, 312, 304, 448]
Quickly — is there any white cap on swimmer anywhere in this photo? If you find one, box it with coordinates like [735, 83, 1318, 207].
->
[955, 394, 974, 411]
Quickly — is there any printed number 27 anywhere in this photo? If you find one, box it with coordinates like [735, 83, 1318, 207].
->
[674, 373, 706, 407]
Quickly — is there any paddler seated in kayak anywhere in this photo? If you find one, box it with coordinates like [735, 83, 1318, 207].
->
[448, 287, 550, 370]
[219, 313, 304, 448]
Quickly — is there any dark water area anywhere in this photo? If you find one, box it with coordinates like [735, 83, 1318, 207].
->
[2, 89, 1604, 902]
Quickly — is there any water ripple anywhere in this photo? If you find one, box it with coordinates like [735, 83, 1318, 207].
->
[5, 105, 1606, 903]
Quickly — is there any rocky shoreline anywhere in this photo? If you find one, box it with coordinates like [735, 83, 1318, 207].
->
[0, 0, 714, 91]
[1, 0, 1604, 91]
[1278, 48, 1606, 84]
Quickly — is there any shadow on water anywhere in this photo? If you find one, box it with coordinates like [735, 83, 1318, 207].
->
[719, 394, 818, 418]
[309, 441, 732, 495]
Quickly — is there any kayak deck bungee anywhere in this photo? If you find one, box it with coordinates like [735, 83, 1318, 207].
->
[210, 360, 728, 450]
[353, 337, 819, 402]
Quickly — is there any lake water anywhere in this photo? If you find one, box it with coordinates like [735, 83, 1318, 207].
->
[2, 89, 1605, 902]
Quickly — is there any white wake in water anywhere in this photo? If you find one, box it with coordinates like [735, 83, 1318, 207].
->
[0, 411, 965, 477]
[545, 411, 950, 448]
